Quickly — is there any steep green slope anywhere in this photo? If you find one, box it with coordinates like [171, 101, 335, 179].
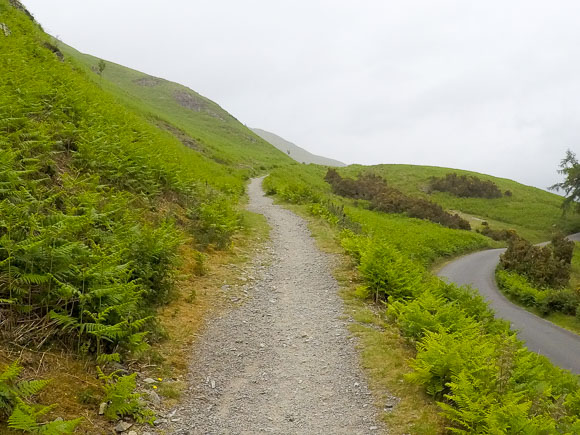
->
[340, 164, 580, 242]
[59, 43, 292, 170]
[0, 1, 289, 430]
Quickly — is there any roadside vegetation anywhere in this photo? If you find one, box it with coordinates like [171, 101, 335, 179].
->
[495, 151, 580, 336]
[265, 162, 580, 433]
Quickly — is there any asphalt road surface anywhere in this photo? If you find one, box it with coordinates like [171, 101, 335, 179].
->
[438, 234, 580, 374]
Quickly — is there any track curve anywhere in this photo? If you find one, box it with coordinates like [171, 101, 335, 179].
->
[438, 234, 580, 374]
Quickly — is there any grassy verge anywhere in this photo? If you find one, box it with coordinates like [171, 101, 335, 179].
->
[284, 204, 445, 434]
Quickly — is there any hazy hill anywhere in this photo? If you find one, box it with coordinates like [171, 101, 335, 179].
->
[251, 128, 345, 167]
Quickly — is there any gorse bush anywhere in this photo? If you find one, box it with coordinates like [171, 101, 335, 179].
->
[500, 234, 574, 288]
[476, 222, 519, 241]
[429, 172, 503, 198]
[325, 169, 471, 230]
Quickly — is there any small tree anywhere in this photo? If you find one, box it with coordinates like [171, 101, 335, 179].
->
[97, 59, 106, 77]
[550, 150, 580, 212]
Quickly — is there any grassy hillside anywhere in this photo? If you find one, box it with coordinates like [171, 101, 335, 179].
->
[340, 164, 580, 242]
[0, 1, 290, 432]
[59, 43, 292, 170]
[251, 127, 345, 166]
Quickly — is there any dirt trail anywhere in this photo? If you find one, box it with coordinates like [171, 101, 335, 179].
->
[170, 177, 383, 434]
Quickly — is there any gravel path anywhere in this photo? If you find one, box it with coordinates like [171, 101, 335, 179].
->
[170, 177, 383, 434]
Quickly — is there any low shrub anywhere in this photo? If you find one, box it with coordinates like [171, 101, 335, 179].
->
[500, 235, 573, 288]
[387, 290, 481, 341]
[97, 368, 154, 424]
[429, 173, 503, 198]
[477, 222, 519, 242]
[496, 269, 580, 316]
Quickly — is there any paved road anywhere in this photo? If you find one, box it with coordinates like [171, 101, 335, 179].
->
[438, 234, 580, 374]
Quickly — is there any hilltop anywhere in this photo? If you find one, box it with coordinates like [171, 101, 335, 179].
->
[251, 128, 345, 166]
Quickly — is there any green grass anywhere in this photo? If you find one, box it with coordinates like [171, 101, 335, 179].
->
[344, 206, 492, 265]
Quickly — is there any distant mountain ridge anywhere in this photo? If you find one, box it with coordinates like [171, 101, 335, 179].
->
[251, 128, 345, 167]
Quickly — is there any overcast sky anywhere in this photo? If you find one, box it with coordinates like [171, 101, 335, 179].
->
[23, 1, 580, 190]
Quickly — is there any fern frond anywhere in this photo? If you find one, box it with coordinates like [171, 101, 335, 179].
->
[15, 380, 50, 399]
[96, 353, 121, 364]
[0, 362, 23, 383]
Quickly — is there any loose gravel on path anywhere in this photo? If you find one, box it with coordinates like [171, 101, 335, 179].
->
[170, 177, 383, 434]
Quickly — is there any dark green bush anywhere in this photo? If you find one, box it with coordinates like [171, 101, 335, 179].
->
[429, 173, 503, 198]
[477, 223, 519, 242]
[496, 269, 580, 316]
[500, 235, 572, 288]
[540, 289, 580, 316]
